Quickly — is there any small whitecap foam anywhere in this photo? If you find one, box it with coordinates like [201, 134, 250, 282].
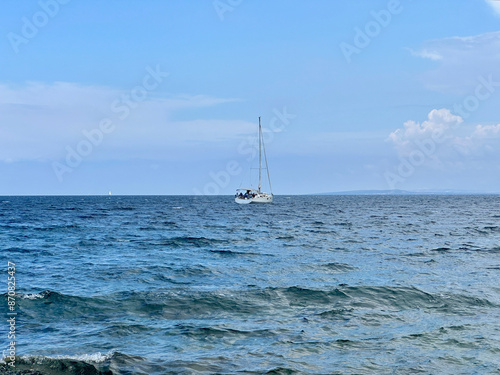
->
[56, 352, 113, 363]
[22, 350, 114, 363]
[22, 292, 46, 300]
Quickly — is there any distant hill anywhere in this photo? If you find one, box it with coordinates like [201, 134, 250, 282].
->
[317, 189, 413, 195]
[316, 189, 495, 195]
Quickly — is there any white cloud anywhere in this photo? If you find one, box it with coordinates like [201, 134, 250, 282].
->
[0, 82, 251, 163]
[388, 108, 463, 156]
[411, 31, 500, 93]
[472, 123, 500, 138]
[388, 108, 500, 164]
[408, 48, 442, 61]
[485, 0, 500, 16]
[452, 123, 500, 156]
[413, 31, 500, 63]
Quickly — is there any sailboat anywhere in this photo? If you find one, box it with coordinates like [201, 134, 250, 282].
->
[235, 117, 273, 204]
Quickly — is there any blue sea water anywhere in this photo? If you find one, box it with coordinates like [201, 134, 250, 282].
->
[1, 195, 500, 374]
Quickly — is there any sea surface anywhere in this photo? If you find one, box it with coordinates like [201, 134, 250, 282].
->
[1, 195, 500, 374]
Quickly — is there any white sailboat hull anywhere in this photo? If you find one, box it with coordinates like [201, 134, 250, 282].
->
[235, 197, 252, 204]
[235, 193, 273, 204]
[251, 194, 273, 203]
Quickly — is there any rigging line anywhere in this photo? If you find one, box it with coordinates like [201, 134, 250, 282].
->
[261, 125, 273, 195]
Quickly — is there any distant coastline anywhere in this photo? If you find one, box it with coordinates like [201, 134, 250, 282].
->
[314, 189, 500, 195]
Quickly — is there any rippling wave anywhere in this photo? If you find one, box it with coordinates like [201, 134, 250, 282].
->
[2, 195, 500, 374]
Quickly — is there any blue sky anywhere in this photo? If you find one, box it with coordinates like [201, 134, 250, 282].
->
[1, 0, 500, 195]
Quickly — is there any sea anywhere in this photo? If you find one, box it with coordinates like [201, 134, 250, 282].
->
[1, 195, 500, 375]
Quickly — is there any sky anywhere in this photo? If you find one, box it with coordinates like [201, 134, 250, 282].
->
[1, 0, 500, 195]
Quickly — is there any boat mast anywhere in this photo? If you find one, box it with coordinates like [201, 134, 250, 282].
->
[258, 116, 262, 193]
